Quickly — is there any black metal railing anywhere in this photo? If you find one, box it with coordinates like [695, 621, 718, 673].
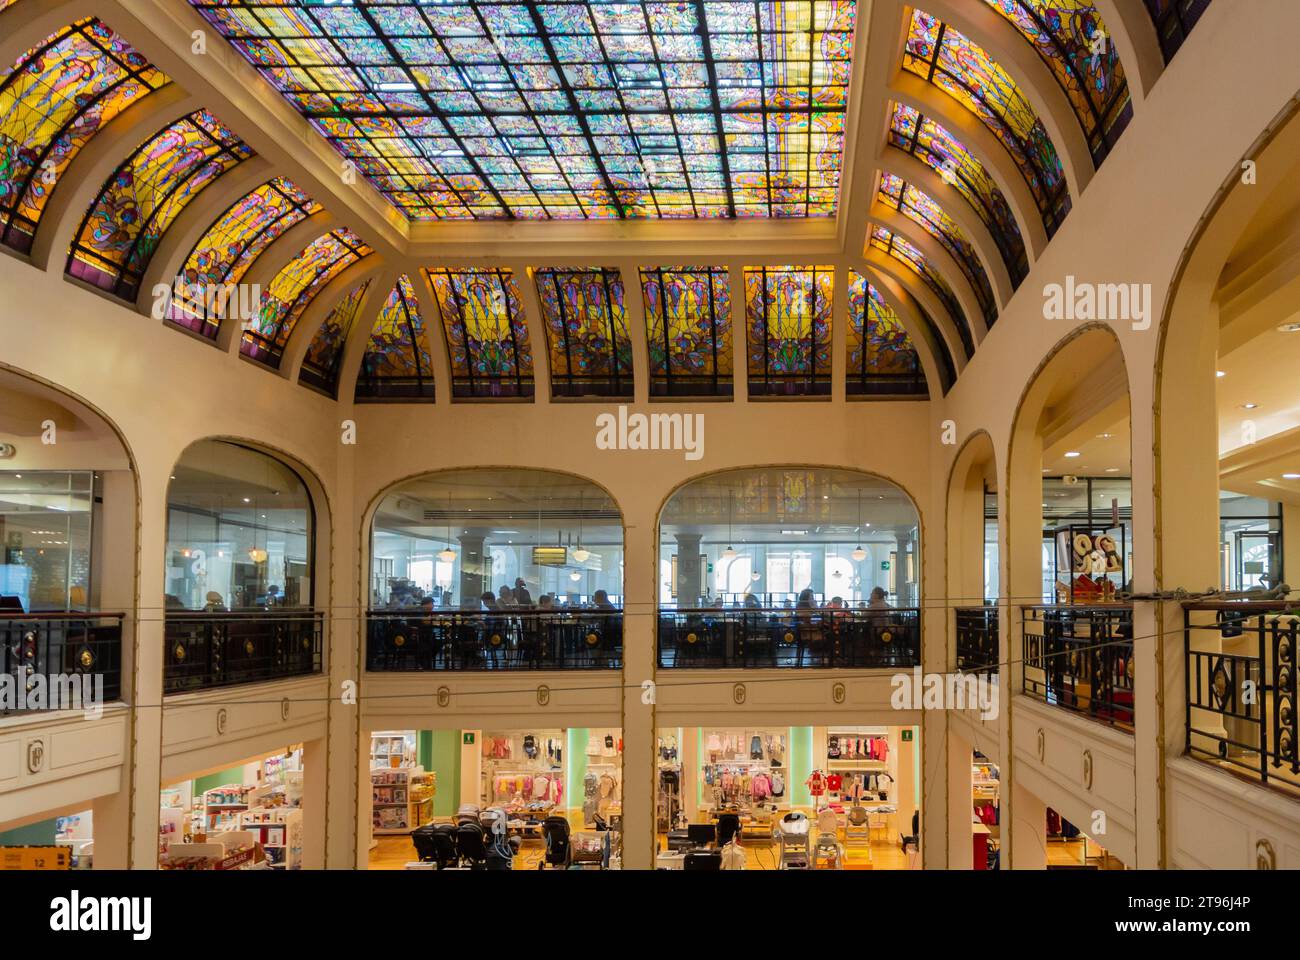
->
[366, 609, 623, 671]
[1185, 601, 1300, 790]
[955, 606, 999, 674]
[164, 611, 323, 693]
[656, 607, 920, 668]
[0, 612, 122, 715]
[1021, 605, 1134, 728]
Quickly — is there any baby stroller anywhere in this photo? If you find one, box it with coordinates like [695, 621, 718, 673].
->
[481, 807, 521, 870]
[455, 803, 481, 825]
[411, 822, 458, 869]
[539, 815, 571, 869]
[775, 811, 811, 869]
[813, 809, 846, 869]
[455, 818, 488, 868]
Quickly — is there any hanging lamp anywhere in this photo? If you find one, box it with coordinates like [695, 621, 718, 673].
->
[851, 489, 867, 562]
[721, 490, 737, 559]
[437, 491, 457, 563]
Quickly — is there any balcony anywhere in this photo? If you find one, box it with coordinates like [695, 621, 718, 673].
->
[365, 609, 623, 671]
[1184, 601, 1300, 793]
[656, 606, 920, 669]
[955, 606, 999, 673]
[0, 612, 122, 715]
[1021, 605, 1134, 729]
[163, 611, 323, 693]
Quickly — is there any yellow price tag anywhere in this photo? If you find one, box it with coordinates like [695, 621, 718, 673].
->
[0, 845, 70, 870]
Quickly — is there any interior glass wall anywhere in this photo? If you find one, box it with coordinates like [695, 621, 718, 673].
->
[1040, 476, 1132, 602]
[0, 471, 94, 612]
[164, 441, 314, 611]
[370, 469, 623, 610]
[1218, 492, 1283, 590]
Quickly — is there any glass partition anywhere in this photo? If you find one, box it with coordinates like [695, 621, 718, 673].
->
[0, 472, 94, 611]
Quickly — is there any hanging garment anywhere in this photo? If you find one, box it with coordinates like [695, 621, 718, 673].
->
[706, 733, 723, 753]
[806, 771, 826, 797]
[825, 773, 843, 792]
[770, 772, 785, 797]
[750, 735, 763, 760]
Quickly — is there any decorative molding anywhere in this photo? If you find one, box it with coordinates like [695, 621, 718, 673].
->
[732, 683, 746, 705]
[216, 707, 228, 735]
[25, 739, 44, 774]
[536, 684, 550, 707]
[437, 686, 451, 708]
[832, 681, 846, 704]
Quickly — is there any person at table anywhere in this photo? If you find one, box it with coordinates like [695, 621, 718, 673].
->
[498, 584, 514, 608]
[480, 591, 499, 611]
[867, 587, 891, 610]
[592, 589, 616, 610]
[743, 592, 761, 610]
[513, 578, 533, 607]
[538, 593, 554, 611]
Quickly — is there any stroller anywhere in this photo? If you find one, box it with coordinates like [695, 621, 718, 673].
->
[481, 807, 521, 870]
[455, 803, 481, 825]
[455, 819, 488, 868]
[813, 809, 846, 869]
[775, 811, 811, 869]
[411, 822, 458, 869]
[540, 815, 572, 869]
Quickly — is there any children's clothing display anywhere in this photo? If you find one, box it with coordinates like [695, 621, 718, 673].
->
[805, 770, 826, 797]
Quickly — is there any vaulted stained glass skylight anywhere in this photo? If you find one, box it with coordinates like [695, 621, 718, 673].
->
[534, 266, 632, 397]
[876, 171, 996, 326]
[869, 223, 972, 356]
[187, 0, 857, 221]
[426, 266, 534, 399]
[901, 9, 1069, 237]
[240, 227, 372, 367]
[169, 177, 322, 338]
[743, 264, 832, 397]
[67, 110, 252, 300]
[301, 279, 371, 397]
[887, 102, 1026, 285]
[0, 19, 168, 254]
[847, 269, 926, 397]
[1145, 0, 1210, 61]
[982, 0, 1131, 165]
[356, 274, 436, 401]
[640, 265, 732, 397]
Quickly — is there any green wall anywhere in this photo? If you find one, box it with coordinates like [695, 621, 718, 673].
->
[0, 818, 57, 845]
[790, 726, 814, 806]
[418, 730, 462, 816]
[566, 728, 589, 814]
[193, 765, 247, 797]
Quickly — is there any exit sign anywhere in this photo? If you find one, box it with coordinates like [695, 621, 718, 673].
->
[901, 729, 913, 742]
[881, 561, 891, 571]
[462, 732, 475, 745]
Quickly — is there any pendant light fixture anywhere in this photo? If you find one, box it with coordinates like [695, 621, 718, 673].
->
[572, 490, 591, 563]
[851, 489, 867, 562]
[437, 491, 457, 563]
[721, 490, 737, 559]
[247, 492, 268, 564]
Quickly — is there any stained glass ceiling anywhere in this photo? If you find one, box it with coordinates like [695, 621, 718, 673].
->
[188, 0, 857, 221]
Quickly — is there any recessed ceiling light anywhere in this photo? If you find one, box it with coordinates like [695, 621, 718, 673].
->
[1283, 473, 1300, 480]
[1064, 451, 1081, 458]
[1105, 468, 1119, 473]
[1278, 321, 1300, 333]
[1216, 370, 1226, 378]
[1096, 433, 1113, 439]
[1242, 402, 1259, 410]
[242, 497, 251, 503]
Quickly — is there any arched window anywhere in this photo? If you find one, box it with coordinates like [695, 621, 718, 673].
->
[355, 274, 436, 402]
[426, 267, 534, 399]
[640, 265, 733, 398]
[67, 110, 252, 300]
[165, 441, 314, 612]
[743, 265, 834, 397]
[869, 224, 974, 357]
[847, 270, 928, 398]
[534, 266, 632, 399]
[300, 279, 371, 397]
[1145, 0, 1211, 61]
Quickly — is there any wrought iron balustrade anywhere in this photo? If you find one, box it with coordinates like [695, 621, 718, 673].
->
[1021, 605, 1133, 728]
[656, 606, 920, 669]
[366, 609, 623, 671]
[0, 612, 122, 715]
[955, 606, 999, 674]
[164, 610, 323, 693]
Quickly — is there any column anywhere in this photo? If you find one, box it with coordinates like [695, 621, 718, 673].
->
[947, 725, 974, 869]
[457, 534, 487, 603]
[1010, 781, 1047, 869]
[301, 737, 327, 869]
[673, 533, 703, 605]
[620, 517, 655, 869]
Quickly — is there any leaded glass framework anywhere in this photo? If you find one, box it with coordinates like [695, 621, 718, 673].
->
[847, 269, 926, 397]
[743, 264, 833, 397]
[1145, 0, 1210, 61]
[356, 274, 436, 401]
[426, 266, 534, 399]
[168, 177, 322, 338]
[901, 9, 1070, 236]
[300, 279, 371, 397]
[869, 223, 973, 357]
[0, 19, 168, 254]
[640, 265, 732, 397]
[982, 1, 1131, 165]
[240, 228, 372, 367]
[187, 0, 856, 221]
[877, 171, 996, 326]
[66, 110, 252, 300]
[887, 101, 1027, 286]
[534, 266, 632, 398]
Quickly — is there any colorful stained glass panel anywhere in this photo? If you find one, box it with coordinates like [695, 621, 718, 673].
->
[887, 101, 1026, 285]
[0, 19, 168, 253]
[426, 266, 534, 399]
[640, 265, 733, 397]
[847, 269, 926, 397]
[300, 279, 370, 397]
[356, 274, 436, 401]
[187, 0, 857, 221]
[534, 266, 631, 398]
[240, 227, 372, 367]
[67, 110, 252, 300]
[877, 171, 997, 326]
[168, 176, 321, 338]
[869, 223, 972, 357]
[1145, 0, 1210, 61]
[743, 264, 833, 397]
[901, 9, 1069, 236]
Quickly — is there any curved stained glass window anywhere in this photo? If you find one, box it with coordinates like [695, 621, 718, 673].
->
[982, 0, 1131, 165]
[240, 228, 372, 367]
[743, 264, 833, 398]
[640, 265, 733, 398]
[168, 177, 321, 338]
[187, 0, 855, 221]
[847, 270, 926, 397]
[877, 172, 997, 326]
[534, 266, 631, 399]
[1145, 0, 1210, 61]
[901, 9, 1070, 236]
[888, 102, 1027, 285]
[0, 19, 168, 254]
[299, 279, 370, 397]
[356, 274, 435, 402]
[67, 110, 252, 300]
[426, 267, 534, 400]
[0, 1, 21, 12]
[869, 224, 973, 357]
